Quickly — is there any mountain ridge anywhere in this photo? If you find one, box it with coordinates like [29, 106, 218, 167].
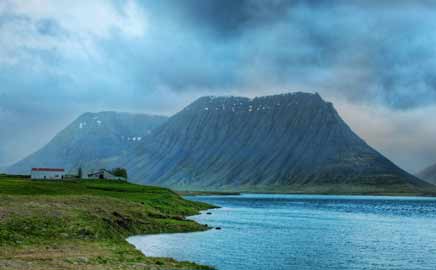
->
[418, 163, 436, 184]
[122, 92, 432, 194]
[7, 111, 167, 174]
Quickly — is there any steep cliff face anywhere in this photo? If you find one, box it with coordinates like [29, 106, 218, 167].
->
[125, 92, 431, 193]
[418, 164, 436, 184]
[8, 112, 167, 174]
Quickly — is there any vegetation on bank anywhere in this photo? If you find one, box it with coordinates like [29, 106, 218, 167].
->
[177, 191, 241, 196]
[0, 176, 215, 270]
[175, 182, 436, 197]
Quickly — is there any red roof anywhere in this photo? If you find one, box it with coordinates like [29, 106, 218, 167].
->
[31, 168, 65, 172]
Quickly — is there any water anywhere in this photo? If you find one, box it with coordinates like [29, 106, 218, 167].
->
[128, 194, 436, 270]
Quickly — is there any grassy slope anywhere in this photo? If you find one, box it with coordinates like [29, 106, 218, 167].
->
[0, 176, 215, 270]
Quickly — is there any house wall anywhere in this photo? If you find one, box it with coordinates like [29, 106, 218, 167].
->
[103, 171, 118, 180]
[81, 172, 89, 179]
[31, 171, 65, 180]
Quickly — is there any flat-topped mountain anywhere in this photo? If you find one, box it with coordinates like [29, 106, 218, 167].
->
[124, 92, 432, 194]
[418, 163, 436, 185]
[7, 111, 167, 174]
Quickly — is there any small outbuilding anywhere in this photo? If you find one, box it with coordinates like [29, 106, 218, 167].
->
[87, 169, 126, 181]
[31, 168, 65, 180]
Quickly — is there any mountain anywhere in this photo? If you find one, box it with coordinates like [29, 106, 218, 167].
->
[0, 147, 10, 172]
[7, 112, 167, 174]
[123, 92, 433, 194]
[418, 163, 436, 184]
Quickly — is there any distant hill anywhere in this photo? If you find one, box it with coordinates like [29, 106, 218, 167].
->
[7, 112, 167, 174]
[0, 149, 11, 172]
[123, 92, 433, 194]
[418, 163, 436, 184]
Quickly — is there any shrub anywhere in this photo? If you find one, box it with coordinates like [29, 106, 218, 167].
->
[111, 168, 128, 179]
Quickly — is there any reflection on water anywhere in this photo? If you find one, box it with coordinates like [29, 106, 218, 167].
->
[128, 194, 436, 270]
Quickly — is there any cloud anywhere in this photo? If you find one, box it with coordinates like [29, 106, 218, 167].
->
[149, 0, 436, 109]
[334, 99, 436, 173]
[3, 0, 436, 108]
[0, 0, 147, 65]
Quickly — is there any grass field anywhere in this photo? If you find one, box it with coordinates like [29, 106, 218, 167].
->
[0, 176, 215, 270]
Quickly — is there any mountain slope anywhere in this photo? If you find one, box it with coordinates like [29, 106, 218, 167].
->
[418, 163, 436, 184]
[124, 92, 432, 194]
[8, 112, 167, 174]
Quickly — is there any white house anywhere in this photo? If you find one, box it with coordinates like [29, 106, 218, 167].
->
[31, 168, 66, 180]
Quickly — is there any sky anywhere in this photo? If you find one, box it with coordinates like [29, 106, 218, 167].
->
[1, 0, 436, 172]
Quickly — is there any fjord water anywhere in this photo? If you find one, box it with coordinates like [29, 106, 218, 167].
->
[128, 194, 436, 270]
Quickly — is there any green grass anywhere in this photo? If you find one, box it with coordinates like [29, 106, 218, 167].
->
[0, 177, 215, 270]
[0, 178, 212, 216]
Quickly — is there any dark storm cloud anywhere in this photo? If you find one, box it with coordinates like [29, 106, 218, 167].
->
[157, 0, 294, 37]
[129, 0, 436, 109]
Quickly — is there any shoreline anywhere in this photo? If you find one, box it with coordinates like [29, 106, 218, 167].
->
[178, 188, 436, 197]
[185, 192, 436, 199]
[127, 209, 220, 269]
[126, 208, 220, 268]
[178, 191, 241, 196]
[0, 177, 217, 270]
